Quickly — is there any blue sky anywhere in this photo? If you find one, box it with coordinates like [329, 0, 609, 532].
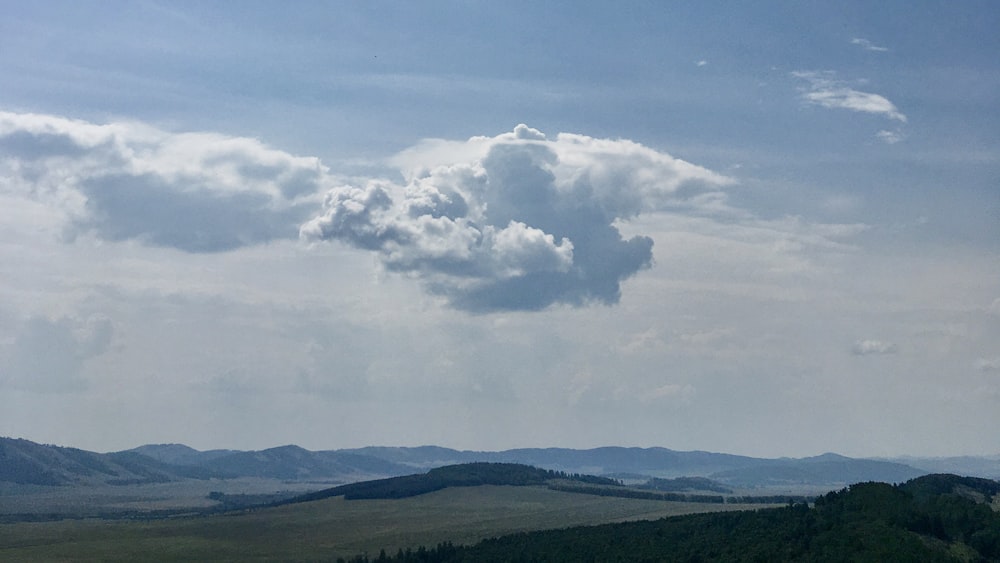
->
[1, 1, 998, 457]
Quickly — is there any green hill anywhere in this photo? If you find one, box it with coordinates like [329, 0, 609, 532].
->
[640, 476, 733, 494]
[287, 462, 619, 503]
[13, 467, 992, 561]
[365, 474, 1000, 562]
[0, 482, 758, 561]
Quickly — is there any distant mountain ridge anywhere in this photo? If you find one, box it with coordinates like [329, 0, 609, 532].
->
[338, 445, 768, 477]
[123, 442, 414, 482]
[128, 443, 236, 466]
[336, 446, 930, 486]
[710, 453, 925, 486]
[0, 437, 225, 486]
[4, 437, 999, 489]
[879, 454, 1000, 480]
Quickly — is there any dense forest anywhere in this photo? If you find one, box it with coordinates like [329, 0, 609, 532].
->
[640, 476, 733, 494]
[282, 462, 810, 508]
[284, 462, 618, 503]
[335, 474, 1000, 562]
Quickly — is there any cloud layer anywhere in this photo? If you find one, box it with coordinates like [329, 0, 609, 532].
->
[302, 124, 733, 311]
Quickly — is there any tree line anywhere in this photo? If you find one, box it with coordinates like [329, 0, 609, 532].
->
[334, 474, 1000, 562]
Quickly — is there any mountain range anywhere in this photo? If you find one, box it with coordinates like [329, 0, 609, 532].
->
[2, 437, 998, 489]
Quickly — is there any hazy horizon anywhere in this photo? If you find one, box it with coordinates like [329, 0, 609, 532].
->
[2, 1, 998, 459]
[11, 435, 1000, 462]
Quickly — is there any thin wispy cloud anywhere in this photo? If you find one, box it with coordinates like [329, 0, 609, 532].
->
[793, 71, 907, 123]
[851, 37, 889, 52]
[876, 129, 904, 144]
[642, 383, 696, 403]
[852, 339, 898, 356]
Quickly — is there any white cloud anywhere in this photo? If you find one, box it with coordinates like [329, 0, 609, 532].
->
[0, 111, 741, 313]
[0, 111, 326, 252]
[793, 71, 907, 123]
[641, 383, 695, 403]
[617, 327, 663, 354]
[852, 339, 898, 355]
[850, 37, 889, 52]
[303, 124, 733, 312]
[876, 129, 904, 144]
[0, 111, 739, 312]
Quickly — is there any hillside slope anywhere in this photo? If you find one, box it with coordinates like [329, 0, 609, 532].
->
[340, 445, 933, 486]
[286, 462, 618, 504]
[374, 474, 1000, 562]
[199, 445, 410, 481]
[0, 437, 222, 486]
[0, 484, 762, 561]
[128, 443, 236, 466]
[710, 452, 926, 486]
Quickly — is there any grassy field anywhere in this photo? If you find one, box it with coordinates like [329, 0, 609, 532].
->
[0, 478, 326, 517]
[0, 485, 775, 561]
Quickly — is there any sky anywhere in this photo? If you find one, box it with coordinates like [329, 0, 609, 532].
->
[1, 1, 998, 458]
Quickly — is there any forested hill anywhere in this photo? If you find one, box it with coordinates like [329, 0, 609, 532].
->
[285, 463, 617, 503]
[351, 474, 1000, 562]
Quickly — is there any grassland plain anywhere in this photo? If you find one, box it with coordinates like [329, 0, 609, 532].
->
[0, 485, 775, 562]
[0, 478, 324, 517]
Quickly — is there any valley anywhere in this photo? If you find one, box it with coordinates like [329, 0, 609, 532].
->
[0, 484, 771, 561]
[3, 437, 999, 561]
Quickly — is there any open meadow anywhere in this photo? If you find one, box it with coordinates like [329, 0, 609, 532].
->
[0, 478, 325, 518]
[0, 485, 773, 561]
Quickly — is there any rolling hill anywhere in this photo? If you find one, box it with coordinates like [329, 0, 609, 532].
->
[3, 466, 998, 562]
[0, 437, 223, 486]
[365, 473, 1000, 562]
[709, 452, 926, 486]
[284, 462, 618, 504]
[340, 445, 768, 477]
[124, 443, 412, 482]
[0, 467, 777, 561]
[196, 445, 411, 481]
[6, 437, 998, 492]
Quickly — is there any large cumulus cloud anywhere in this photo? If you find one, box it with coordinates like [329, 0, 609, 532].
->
[302, 124, 733, 311]
[0, 111, 323, 252]
[1, 112, 734, 312]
